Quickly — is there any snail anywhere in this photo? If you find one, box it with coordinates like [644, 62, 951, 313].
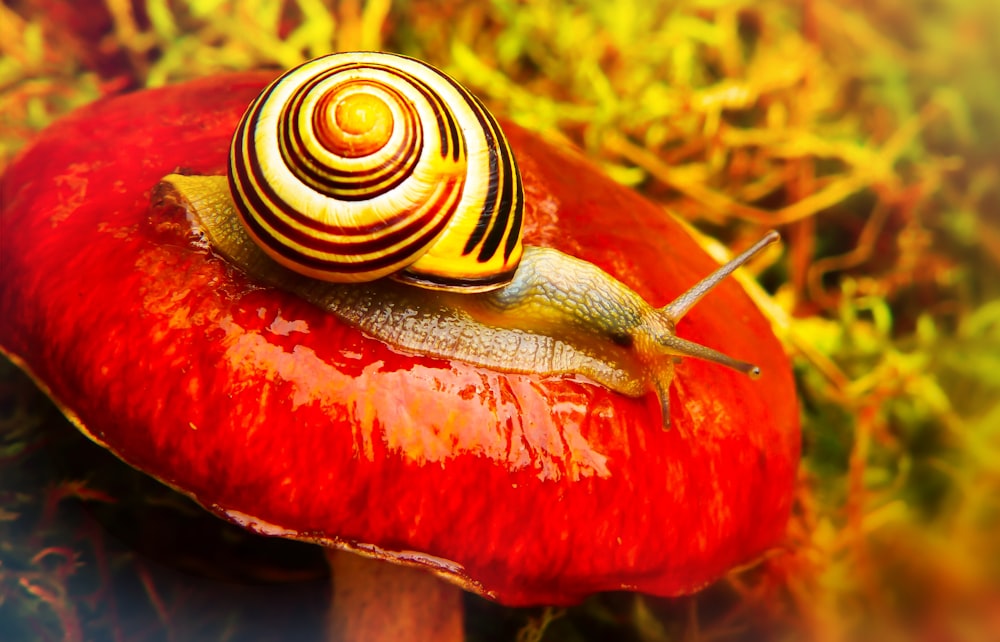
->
[159, 51, 779, 428]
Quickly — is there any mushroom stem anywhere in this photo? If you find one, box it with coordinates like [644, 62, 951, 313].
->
[327, 550, 464, 642]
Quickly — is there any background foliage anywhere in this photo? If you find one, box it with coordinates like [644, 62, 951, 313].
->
[2, 0, 999, 640]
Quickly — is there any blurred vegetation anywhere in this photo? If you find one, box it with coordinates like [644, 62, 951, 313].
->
[2, 0, 999, 640]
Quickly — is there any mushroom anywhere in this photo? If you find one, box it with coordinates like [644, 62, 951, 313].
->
[0, 70, 799, 641]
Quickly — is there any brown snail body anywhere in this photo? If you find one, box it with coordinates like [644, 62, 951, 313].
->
[160, 52, 778, 428]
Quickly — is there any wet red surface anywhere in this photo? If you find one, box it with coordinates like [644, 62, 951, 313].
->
[0, 72, 799, 606]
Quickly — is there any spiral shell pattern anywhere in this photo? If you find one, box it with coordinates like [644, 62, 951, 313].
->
[228, 52, 524, 290]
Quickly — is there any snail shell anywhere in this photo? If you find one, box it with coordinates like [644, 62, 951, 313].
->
[229, 52, 523, 292]
[158, 52, 777, 428]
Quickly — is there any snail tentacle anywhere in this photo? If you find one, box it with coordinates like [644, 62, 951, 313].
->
[661, 230, 781, 321]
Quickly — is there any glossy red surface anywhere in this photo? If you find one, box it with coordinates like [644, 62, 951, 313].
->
[0, 72, 799, 606]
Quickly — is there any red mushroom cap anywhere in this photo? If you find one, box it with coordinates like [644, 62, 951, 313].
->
[0, 72, 799, 606]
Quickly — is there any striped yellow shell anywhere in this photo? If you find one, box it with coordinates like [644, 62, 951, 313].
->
[228, 51, 524, 292]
